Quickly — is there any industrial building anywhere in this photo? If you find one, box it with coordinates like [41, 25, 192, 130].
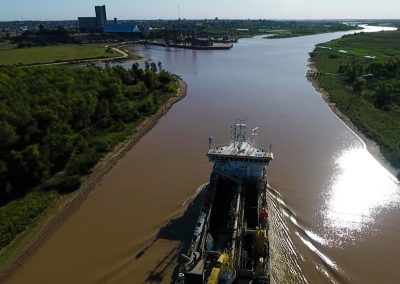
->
[104, 24, 141, 33]
[78, 5, 149, 36]
[78, 5, 107, 33]
[103, 18, 150, 36]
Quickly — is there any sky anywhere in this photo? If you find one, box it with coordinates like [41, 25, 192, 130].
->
[1, 0, 400, 21]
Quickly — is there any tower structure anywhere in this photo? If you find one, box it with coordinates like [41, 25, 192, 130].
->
[78, 5, 107, 32]
[95, 5, 107, 29]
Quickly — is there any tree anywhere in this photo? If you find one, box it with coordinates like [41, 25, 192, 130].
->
[150, 62, 158, 73]
[143, 71, 158, 89]
[0, 122, 19, 150]
[352, 77, 366, 92]
[144, 61, 150, 71]
[374, 82, 393, 110]
[131, 63, 140, 74]
[345, 62, 364, 83]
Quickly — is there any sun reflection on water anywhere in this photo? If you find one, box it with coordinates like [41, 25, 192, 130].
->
[325, 147, 399, 232]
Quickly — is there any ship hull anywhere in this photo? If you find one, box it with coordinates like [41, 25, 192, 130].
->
[179, 172, 270, 284]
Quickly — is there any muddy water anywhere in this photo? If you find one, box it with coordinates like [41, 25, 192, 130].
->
[6, 26, 400, 284]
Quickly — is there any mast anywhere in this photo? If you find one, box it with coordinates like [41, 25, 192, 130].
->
[231, 119, 247, 150]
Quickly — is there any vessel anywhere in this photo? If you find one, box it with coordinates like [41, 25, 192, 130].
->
[178, 120, 273, 284]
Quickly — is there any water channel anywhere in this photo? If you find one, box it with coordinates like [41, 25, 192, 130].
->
[5, 26, 400, 284]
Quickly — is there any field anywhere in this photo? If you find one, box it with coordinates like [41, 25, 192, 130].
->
[311, 30, 400, 171]
[0, 44, 120, 65]
[319, 30, 400, 58]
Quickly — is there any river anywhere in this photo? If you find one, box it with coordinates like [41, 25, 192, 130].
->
[5, 26, 399, 284]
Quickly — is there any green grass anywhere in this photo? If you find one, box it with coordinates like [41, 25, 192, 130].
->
[311, 31, 400, 170]
[0, 191, 58, 270]
[320, 30, 400, 58]
[0, 44, 120, 65]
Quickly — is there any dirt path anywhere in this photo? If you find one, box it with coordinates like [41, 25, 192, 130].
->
[0, 78, 188, 283]
[29, 45, 144, 67]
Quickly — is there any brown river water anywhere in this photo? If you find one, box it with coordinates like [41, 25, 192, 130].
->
[5, 26, 400, 284]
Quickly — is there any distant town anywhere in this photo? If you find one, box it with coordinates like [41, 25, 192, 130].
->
[2, 4, 397, 50]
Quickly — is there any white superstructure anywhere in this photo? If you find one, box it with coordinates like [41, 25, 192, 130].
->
[207, 121, 273, 181]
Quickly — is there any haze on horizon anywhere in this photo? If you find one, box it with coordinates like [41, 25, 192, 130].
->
[1, 0, 400, 21]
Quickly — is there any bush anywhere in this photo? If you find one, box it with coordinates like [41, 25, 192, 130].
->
[57, 175, 81, 193]
[0, 190, 57, 249]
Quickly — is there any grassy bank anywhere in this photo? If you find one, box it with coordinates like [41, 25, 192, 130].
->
[0, 64, 185, 276]
[0, 190, 58, 269]
[0, 44, 120, 65]
[265, 24, 361, 39]
[309, 30, 400, 174]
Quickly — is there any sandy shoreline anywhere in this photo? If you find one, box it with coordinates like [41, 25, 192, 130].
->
[306, 59, 398, 179]
[0, 78, 188, 283]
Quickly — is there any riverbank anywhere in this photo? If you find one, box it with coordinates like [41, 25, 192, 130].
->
[306, 61, 398, 179]
[306, 62, 397, 175]
[0, 77, 187, 282]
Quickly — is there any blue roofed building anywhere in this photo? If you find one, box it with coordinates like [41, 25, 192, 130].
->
[104, 20, 150, 37]
[104, 24, 141, 33]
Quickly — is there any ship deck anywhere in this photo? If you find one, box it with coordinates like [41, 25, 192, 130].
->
[208, 141, 273, 160]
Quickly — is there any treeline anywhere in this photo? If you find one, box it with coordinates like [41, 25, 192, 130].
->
[0, 63, 178, 249]
[338, 57, 400, 110]
[11, 26, 144, 48]
[14, 26, 80, 48]
[267, 23, 356, 39]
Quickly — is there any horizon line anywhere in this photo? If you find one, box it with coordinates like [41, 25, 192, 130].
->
[1, 18, 400, 23]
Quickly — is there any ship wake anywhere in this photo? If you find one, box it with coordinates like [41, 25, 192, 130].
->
[267, 185, 346, 284]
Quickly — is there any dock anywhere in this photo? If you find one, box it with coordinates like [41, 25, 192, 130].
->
[143, 41, 233, 50]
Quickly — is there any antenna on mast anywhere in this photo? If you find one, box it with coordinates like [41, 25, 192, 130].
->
[251, 127, 259, 145]
[177, 5, 181, 20]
